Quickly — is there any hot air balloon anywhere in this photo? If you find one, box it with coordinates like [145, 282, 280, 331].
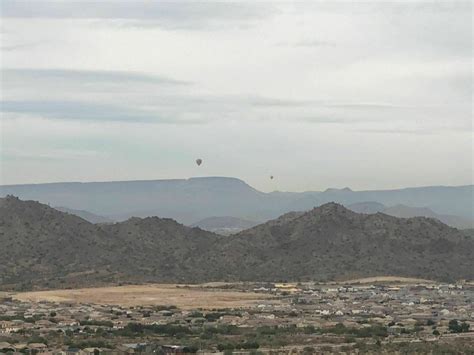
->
[196, 158, 202, 166]
[270, 175, 274, 180]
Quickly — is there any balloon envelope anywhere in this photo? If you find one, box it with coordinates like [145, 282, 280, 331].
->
[196, 159, 202, 166]
[270, 175, 274, 179]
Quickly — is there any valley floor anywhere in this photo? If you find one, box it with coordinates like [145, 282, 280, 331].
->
[1, 279, 473, 354]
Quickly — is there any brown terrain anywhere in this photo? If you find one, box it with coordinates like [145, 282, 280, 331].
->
[13, 284, 276, 309]
[1, 196, 473, 290]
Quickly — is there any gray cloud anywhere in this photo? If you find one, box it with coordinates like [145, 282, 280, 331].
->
[1, 1, 277, 30]
[0, 100, 208, 124]
[2, 68, 190, 86]
[291, 40, 336, 48]
[0, 42, 45, 51]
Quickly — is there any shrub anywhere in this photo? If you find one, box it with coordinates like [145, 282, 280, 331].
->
[448, 319, 470, 333]
[217, 343, 235, 351]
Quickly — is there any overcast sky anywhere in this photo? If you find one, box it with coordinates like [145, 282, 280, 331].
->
[0, 1, 472, 191]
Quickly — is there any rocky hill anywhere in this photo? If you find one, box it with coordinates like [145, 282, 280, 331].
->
[214, 203, 474, 282]
[0, 196, 118, 290]
[1, 196, 472, 290]
[0, 196, 222, 289]
[100, 216, 222, 283]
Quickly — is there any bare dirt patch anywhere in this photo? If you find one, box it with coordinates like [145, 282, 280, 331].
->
[13, 284, 276, 309]
[337, 276, 435, 284]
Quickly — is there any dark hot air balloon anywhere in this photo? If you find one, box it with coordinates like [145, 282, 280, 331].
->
[196, 158, 202, 166]
[270, 175, 274, 180]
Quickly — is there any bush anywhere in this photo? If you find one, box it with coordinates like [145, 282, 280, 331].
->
[448, 319, 470, 333]
[183, 346, 198, 353]
[217, 343, 235, 351]
[120, 322, 192, 336]
[303, 325, 316, 334]
[240, 341, 259, 350]
[80, 320, 113, 327]
[189, 311, 204, 318]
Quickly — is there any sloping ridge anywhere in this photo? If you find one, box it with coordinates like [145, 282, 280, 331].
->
[214, 203, 474, 282]
[1, 197, 473, 290]
[0, 196, 117, 289]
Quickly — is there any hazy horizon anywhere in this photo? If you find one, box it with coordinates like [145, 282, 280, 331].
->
[0, 175, 472, 195]
[1, 1, 472, 192]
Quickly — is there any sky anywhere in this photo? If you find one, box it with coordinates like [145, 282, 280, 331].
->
[0, 0, 472, 192]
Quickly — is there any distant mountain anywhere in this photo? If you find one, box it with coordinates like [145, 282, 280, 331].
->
[346, 202, 474, 229]
[0, 177, 283, 224]
[55, 206, 114, 224]
[289, 185, 474, 219]
[191, 216, 259, 235]
[0, 178, 472, 224]
[383, 204, 474, 230]
[347, 201, 386, 214]
[1, 196, 473, 290]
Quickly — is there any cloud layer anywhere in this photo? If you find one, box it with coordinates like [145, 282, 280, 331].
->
[1, 1, 472, 190]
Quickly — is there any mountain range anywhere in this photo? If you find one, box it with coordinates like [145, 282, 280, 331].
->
[348, 202, 473, 230]
[1, 177, 472, 229]
[1, 196, 473, 290]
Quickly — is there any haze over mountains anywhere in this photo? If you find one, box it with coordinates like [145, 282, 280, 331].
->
[54, 206, 113, 224]
[191, 216, 259, 235]
[348, 203, 474, 230]
[1, 196, 473, 290]
[1, 177, 472, 229]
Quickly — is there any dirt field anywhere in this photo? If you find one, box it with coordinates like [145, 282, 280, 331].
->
[13, 284, 276, 309]
[338, 276, 435, 284]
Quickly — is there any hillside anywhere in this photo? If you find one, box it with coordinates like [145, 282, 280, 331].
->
[0, 196, 221, 289]
[100, 217, 221, 282]
[1, 197, 473, 290]
[1, 178, 472, 224]
[0, 196, 117, 290]
[214, 204, 474, 282]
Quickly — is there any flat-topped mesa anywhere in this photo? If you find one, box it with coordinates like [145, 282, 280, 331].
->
[323, 187, 353, 193]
